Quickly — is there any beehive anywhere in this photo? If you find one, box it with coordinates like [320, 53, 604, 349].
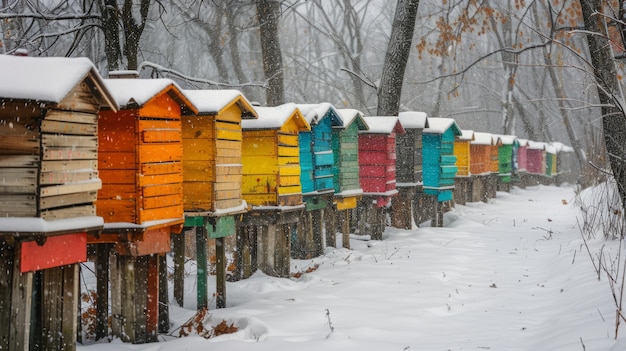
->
[97, 78, 196, 226]
[496, 134, 518, 183]
[526, 141, 546, 175]
[334, 109, 369, 210]
[182, 90, 257, 212]
[470, 132, 493, 175]
[422, 117, 462, 202]
[241, 103, 310, 206]
[397, 111, 428, 184]
[454, 130, 475, 177]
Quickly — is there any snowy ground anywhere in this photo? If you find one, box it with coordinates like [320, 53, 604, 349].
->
[79, 185, 626, 351]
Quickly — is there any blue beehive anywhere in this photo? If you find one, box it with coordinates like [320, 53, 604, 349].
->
[297, 103, 342, 197]
[422, 117, 462, 202]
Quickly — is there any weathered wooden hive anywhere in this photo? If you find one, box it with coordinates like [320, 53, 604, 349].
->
[516, 138, 529, 175]
[241, 103, 310, 207]
[422, 117, 462, 202]
[551, 142, 575, 184]
[469, 132, 493, 176]
[334, 109, 369, 210]
[358, 116, 405, 207]
[526, 141, 546, 175]
[396, 111, 428, 184]
[489, 134, 503, 175]
[0, 54, 117, 351]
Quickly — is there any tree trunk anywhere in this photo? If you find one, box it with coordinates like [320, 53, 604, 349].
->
[256, 0, 284, 106]
[376, 0, 420, 116]
[580, 0, 626, 209]
[121, 0, 150, 71]
[99, 0, 122, 72]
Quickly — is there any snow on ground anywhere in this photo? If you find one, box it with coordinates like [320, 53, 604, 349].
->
[79, 185, 626, 351]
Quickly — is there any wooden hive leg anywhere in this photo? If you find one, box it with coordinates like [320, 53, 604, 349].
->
[172, 230, 186, 307]
[304, 212, 315, 259]
[215, 237, 226, 309]
[2, 240, 33, 351]
[341, 210, 351, 249]
[196, 225, 208, 311]
[158, 253, 169, 333]
[0, 238, 15, 351]
[325, 207, 336, 249]
[292, 214, 306, 259]
[38, 264, 79, 351]
[146, 254, 159, 342]
[276, 224, 292, 278]
[311, 210, 324, 257]
[95, 244, 111, 341]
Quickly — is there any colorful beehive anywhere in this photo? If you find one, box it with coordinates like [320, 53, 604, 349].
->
[422, 117, 462, 202]
[182, 89, 257, 213]
[334, 109, 369, 209]
[0, 55, 117, 351]
[393, 111, 428, 229]
[453, 130, 474, 205]
[496, 134, 518, 186]
[551, 142, 575, 184]
[515, 138, 529, 179]
[358, 116, 405, 207]
[178, 89, 257, 309]
[526, 141, 546, 175]
[95, 77, 198, 343]
[545, 143, 557, 177]
[241, 103, 310, 207]
[489, 135, 503, 174]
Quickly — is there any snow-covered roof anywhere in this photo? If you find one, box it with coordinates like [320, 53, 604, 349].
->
[296, 103, 341, 126]
[104, 78, 196, 113]
[242, 103, 310, 130]
[423, 117, 461, 135]
[550, 142, 574, 153]
[517, 138, 529, 147]
[335, 108, 369, 130]
[545, 144, 557, 154]
[360, 116, 404, 134]
[495, 134, 517, 145]
[471, 132, 493, 145]
[183, 89, 257, 118]
[527, 141, 546, 150]
[398, 111, 428, 129]
[0, 54, 118, 110]
[0, 216, 103, 235]
[457, 130, 475, 141]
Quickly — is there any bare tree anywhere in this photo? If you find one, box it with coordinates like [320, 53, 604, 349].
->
[256, 0, 284, 106]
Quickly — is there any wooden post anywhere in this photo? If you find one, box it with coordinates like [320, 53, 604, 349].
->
[173, 230, 185, 307]
[9, 242, 33, 351]
[325, 207, 336, 248]
[312, 210, 324, 256]
[0, 238, 13, 351]
[95, 244, 110, 340]
[146, 255, 159, 342]
[215, 237, 226, 309]
[341, 210, 351, 249]
[38, 264, 79, 350]
[196, 225, 208, 310]
[158, 253, 169, 333]
[304, 212, 314, 259]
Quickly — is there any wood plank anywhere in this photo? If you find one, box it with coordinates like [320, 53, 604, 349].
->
[40, 159, 97, 172]
[138, 143, 183, 163]
[0, 168, 37, 186]
[216, 129, 242, 141]
[43, 147, 97, 160]
[97, 184, 136, 200]
[0, 135, 39, 154]
[182, 139, 215, 161]
[41, 119, 96, 135]
[96, 200, 135, 223]
[100, 169, 135, 184]
[40, 169, 98, 185]
[46, 109, 98, 124]
[42, 134, 97, 148]
[183, 161, 214, 181]
[141, 161, 181, 175]
[0, 155, 39, 168]
[138, 172, 183, 187]
[142, 193, 182, 210]
[39, 191, 97, 210]
[143, 183, 183, 198]
[138, 92, 182, 119]
[214, 198, 243, 210]
[10, 243, 32, 351]
[99, 152, 137, 169]
[40, 179, 101, 197]
[138, 204, 183, 224]
[40, 204, 96, 220]
[142, 128, 181, 143]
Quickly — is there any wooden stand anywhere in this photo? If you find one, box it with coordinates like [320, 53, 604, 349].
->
[454, 177, 472, 205]
[235, 207, 303, 280]
[392, 186, 416, 230]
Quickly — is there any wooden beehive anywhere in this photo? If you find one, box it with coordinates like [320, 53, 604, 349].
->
[296, 103, 342, 196]
[334, 109, 369, 210]
[545, 143, 557, 177]
[422, 117, 462, 202]
[358, 116, 405, 207]
[397, 111, 428, 184]
[496, 134, 518, 183]
[241, 103, 310, 206]
[526, 141, 546, 175]
[454, 130, 474, 177]
[470, 132, 493, 175]
[182, 90, 257, 212]
[516, 138, 529, 174]
[0, 56, 117, 219]
[489, 135, 503, 174]
[97, 78, 197, 225]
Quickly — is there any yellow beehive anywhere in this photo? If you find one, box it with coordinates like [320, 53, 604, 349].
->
[454, 130, 474, 176]
[241, 103, 310, 206]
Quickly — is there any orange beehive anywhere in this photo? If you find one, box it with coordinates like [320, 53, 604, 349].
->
[97, 78, 197, 226]
[470, 132, 494, 175]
